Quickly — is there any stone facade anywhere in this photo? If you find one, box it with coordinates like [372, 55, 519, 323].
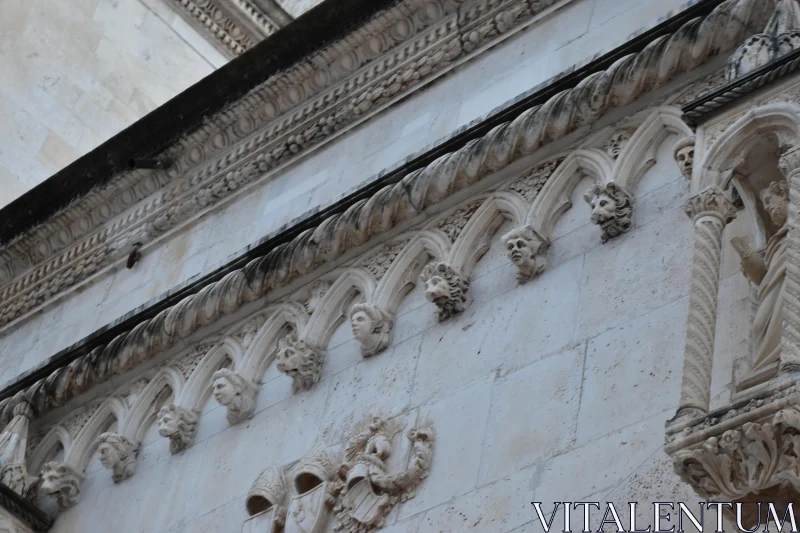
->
[5, 0, 800, 531]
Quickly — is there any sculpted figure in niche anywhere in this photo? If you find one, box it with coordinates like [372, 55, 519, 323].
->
[276, 332, 323, 393]
[97, 432, 140, 483]
[420, 262, 469, 321]
[350, 303, 393, 357]
[583, 182, 634, 243]
[674, 136, 696, 180]
[157, 403, 199, 454]
[39, 462, 82, 509]
[731, 180, 790, 372]
[502, 226, 550, 282]
[212, 368, 257, 425]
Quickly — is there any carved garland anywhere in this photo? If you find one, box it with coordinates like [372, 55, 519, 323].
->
[0, 0, 773, 422]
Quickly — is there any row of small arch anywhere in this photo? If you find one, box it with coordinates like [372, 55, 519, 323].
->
[26, 105, 694, 478]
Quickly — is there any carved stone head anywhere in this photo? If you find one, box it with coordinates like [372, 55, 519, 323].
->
[39, 462, 81, 509]
[583, 182, 635, 243]
[212, 369, 257, 425]
[350, 303, 393, 357]
[501, 226, 550, 282]
[604, 129, 634, 159]
[156, 403, 198, 454]
[276, 332, 323, 393]
[673, 136, 696, 180]
[761, 180, 790, 228]
[97, 432, 139, 483]
[420, 262, 469, 321]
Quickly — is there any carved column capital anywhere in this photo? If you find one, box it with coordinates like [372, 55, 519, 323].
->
[684, 187, 737, 224]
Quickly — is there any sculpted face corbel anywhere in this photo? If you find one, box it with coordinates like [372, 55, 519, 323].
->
[583, 182, 635, 243]
[276, 332, 323, 393]
[156, 403, 199, 454]
[96, 432, 140, 483]
[420, 262, 469, 321]
[673, 136, 696, 180]
[501, 226, 550, 282]
[212, 369, 258, 425]
[350, 303, 393, 357]
[39, 462, 83, 510]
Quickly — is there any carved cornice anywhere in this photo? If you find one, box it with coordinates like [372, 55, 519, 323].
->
[167, 0, 293, 57]
[0, 0, 568, 330]
[0, 0, 773, 420]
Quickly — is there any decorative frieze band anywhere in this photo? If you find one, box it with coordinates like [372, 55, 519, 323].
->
[0, 0, 770, 333]
[0, 0, 771, 425]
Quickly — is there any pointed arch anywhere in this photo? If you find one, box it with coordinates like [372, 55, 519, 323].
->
[372, 230, 451, 313]
[303, 268, 377, 349]
[120, 367, 185, 443]
[449, 192, 528, 277]
[239, 302, 308, 382]
[526, 148, 612, 238]
[64, 397, 128, 473]
[178, 337, 244, 412]
[612, 106, 693, 192]
[697, 102, 800, 192]
[28, 425, 71, 475]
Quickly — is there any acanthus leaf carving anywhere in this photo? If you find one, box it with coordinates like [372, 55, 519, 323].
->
[0, 402, 38, 500]
[506, 158, 563, 202]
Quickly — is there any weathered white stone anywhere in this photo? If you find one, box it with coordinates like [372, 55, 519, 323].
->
[479, 347, 583, 485]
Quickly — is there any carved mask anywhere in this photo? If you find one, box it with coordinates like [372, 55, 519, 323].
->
[157, 408, 178, 438]
[423, 275, 450, 306]
[676, 146, 694, 179]
[276, 343, 303, 377]
[212, 375, 238, 408]
[505, 237, 531, 266]
[587, 191, 616, 227]
[605, 130, 632, 159]
[350, 310, 373, 343]
[98, 442, 120, 470]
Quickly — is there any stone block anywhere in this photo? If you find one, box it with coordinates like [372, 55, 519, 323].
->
[320, 335, 420, 445]
[576, 297, 687, 445]
[399, 377, 494, 519]
[479, 347, 582, 485]
[416, 463, 542, 533]
[577, 206, 693, 338]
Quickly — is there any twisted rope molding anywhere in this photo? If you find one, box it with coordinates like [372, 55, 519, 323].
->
[0, 0, 774, 421]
